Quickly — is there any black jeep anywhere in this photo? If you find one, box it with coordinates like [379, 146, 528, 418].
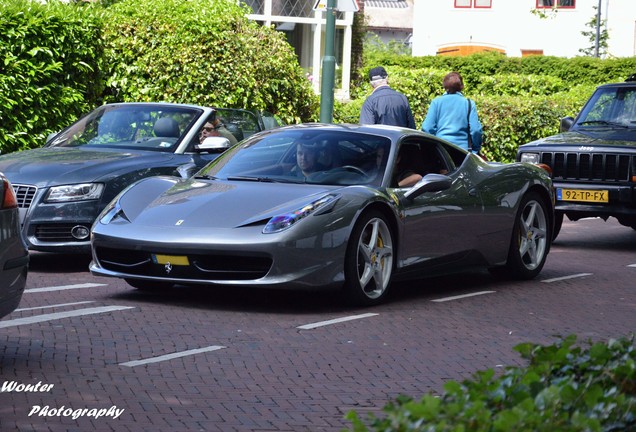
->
[517, 75, 636, 239]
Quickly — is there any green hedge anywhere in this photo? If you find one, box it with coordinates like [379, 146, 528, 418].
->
[0, 0, 103, 154]
[346, 335, 636, 432]
[0, 0, 318, 155]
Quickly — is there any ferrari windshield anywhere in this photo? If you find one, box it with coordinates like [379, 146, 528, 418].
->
[199, 129, 392, 186]
[47, 104, 203, 151]
[576, 86, 636, 128]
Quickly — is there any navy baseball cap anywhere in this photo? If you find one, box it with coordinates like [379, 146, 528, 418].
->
[369, 66, 388, 81]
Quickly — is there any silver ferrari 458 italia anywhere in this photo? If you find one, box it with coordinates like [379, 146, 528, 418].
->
[90, 124, 554, 306]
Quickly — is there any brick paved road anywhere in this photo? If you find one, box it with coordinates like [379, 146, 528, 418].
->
[1, 218, 635, 431]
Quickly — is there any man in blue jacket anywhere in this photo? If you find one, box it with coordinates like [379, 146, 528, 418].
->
[359, 66, 416, 129]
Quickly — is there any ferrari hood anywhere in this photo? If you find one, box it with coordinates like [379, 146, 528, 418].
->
[124, 179, 338, 229]
[0, 146, 175, 187]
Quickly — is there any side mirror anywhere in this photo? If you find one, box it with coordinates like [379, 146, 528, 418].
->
[196, 136, 231, 153]
[560, 116, 574, 133]
[403, 173, 452, 201]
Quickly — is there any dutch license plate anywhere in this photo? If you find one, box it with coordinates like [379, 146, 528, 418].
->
[557, 188, 609, 203]
[152, 254, 189, 266]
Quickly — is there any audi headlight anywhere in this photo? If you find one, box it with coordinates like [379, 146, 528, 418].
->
[45, 183, 104, 203]
[520, 153, 541, 164]
[263, 194, 339, 234]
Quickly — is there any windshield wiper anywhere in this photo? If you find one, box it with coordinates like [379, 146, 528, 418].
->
[578, 120, 629, 128]
[226, 176, 279, 183]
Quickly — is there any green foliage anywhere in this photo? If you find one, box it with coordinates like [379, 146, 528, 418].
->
[100, 0, 318, 124]
[344, 335, 636, 432]
[474, 74, 568, 97]
[364, 33, 412, 57]
[0, 0, 104, 153]
[475, 91, 588, 162]
[0, 0, 319, 155]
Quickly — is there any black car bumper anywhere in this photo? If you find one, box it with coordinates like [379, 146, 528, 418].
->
[554, 181, 636, 223]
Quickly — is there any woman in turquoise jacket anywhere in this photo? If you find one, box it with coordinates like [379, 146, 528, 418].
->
[422, 72, 483, 154]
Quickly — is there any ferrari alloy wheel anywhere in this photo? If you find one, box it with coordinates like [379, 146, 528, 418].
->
[344, 210, 394, 306]
[500, 191, 550, 280]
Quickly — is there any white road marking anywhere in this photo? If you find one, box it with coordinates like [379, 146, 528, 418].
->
[25, 283, 107, 293]
[296, 313, 379, 330]
[120, 346, 227, 367]
[541, 273, 592, 283]
[0, 306, 135, 328]
[628, 264, 636, 268]
[431, 291, 496, 302]
[15, 301, 95, 312]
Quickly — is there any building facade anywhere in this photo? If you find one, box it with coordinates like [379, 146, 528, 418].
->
[411, 0, 636, 58]
[364, 0, 413, 47]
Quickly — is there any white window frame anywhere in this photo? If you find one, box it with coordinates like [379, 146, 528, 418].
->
[536, 0, 576, 8]
[454, 0, 492, 9]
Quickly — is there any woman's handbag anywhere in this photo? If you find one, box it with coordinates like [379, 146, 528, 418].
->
[467, 98, 487, 161]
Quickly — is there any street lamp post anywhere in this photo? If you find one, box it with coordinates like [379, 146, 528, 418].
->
[594, 0, 602, 58]
[319, 0, 337, 123]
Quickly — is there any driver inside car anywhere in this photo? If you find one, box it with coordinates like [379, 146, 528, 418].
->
[290, 142, 326, 178]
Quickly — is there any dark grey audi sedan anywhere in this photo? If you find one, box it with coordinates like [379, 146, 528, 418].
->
[0, 102, 282, 253]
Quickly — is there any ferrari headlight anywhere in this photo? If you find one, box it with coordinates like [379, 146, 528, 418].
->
[45, 183, 104, 203]
[263, 194, 339, 234]
[520, 153, 541, 164]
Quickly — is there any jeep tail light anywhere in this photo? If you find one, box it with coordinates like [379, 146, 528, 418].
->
[1, 178, 18, 209]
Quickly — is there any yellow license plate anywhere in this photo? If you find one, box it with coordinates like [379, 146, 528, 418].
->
[557, 188, 608, 203]
[152, 254, 190, 266]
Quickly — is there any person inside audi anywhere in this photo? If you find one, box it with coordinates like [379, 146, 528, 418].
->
[198, 110, 238, 146]
[359, 66, 416, 129]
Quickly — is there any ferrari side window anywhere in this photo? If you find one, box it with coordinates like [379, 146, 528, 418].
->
[420, 143, 449, 175]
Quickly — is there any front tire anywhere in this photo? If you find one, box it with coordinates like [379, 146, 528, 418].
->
[552, 211, 564, 241]
[499, 191, 550, 280]
[343, 210, 394, 306]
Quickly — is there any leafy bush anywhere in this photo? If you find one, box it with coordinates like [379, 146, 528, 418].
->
[0, 0, 103, 153]
[0, 0, 319, 155]
[100, 0, 318, 124]
[474, 74, 568, 97]
[474, 88, 590, 162]
[345, 335, 636, 432]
